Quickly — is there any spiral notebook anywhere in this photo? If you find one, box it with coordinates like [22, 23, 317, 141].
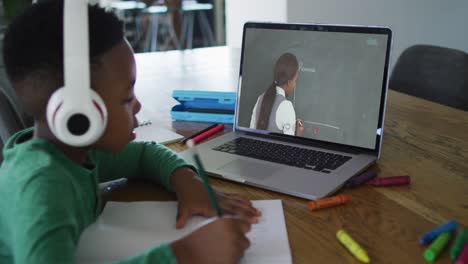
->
[135, 121, 184, 145]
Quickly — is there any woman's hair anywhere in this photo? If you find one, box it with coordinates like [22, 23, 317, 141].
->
[256, 53, 298, 130]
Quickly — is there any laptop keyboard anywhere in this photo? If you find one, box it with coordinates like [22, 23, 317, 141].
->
[212, 137, 352, 173]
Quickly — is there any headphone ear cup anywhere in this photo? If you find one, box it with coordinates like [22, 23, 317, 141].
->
[88, 89, 108, 133]
[46, 87, 66, 138]
[46, 87, 108, 147]
[65, 89, 108, 141]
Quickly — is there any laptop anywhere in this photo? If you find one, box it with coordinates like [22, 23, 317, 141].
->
[180, 22, 392, 200]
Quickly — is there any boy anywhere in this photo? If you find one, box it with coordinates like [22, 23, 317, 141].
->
[0, 1, 260, 263]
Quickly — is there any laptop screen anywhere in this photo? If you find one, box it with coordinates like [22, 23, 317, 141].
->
[236, 23, 392, 152]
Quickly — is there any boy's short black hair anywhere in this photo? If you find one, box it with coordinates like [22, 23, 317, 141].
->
[2, 0, 124, 119]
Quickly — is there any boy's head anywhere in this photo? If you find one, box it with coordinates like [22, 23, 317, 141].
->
[3, 0, 141, 151]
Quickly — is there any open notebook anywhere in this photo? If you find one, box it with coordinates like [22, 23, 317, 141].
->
[76, 200, 292, 264]
[134, 121, 183, 145]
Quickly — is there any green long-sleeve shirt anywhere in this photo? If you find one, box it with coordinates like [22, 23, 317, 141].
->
[0, 128, 193, 263]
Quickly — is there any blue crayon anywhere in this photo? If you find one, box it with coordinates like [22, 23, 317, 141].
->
[419, 220, 458, 245]
[346, 171, 377, 188]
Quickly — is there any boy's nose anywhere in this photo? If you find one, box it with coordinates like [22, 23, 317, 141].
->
[134, 97, 142, 114]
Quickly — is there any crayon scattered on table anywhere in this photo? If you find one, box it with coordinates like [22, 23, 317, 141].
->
[451, 229, 468, 260]
[455, 243, 468, 264]
[336, 229, 370, 263]
[346, 170, 377, 188]
[423, 232, 451, 262]
[307, 194, 351, 211]
[367, 175, 410, 186]
[420, 220, 458, 245]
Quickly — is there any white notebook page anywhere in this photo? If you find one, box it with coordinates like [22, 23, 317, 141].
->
[76, 200, 292, 264]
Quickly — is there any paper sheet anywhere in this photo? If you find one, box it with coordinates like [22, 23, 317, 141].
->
[76, 200, 292, 264]
[135, 125, 183, 145]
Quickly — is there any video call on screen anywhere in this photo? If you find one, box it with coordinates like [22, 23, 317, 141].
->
[237, 27, 388, 149]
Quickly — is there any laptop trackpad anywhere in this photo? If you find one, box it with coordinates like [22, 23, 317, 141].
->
[217, 159, 277, 180]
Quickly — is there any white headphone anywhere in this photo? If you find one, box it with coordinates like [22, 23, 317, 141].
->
[46, 0, 108, 147]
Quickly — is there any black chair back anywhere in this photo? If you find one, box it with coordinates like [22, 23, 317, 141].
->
[390, 45, 468, 111]
[0, 86, 32, 164]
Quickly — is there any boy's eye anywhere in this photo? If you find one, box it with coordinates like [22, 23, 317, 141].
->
[123, 96, 135, 104]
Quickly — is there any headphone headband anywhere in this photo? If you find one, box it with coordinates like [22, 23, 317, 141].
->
[63, 0, 90, 104]
[46, 0, 108, 147]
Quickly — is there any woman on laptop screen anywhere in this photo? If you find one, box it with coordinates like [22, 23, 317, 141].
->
[249, 53, 304, 136]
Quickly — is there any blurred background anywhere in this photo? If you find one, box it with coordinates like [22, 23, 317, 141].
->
[2, 0, 468, 67]
[97, 0, 225, 53]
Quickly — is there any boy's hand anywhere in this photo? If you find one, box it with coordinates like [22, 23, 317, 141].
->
[170, 167, 261, 229]
[170, 217, 251, 264]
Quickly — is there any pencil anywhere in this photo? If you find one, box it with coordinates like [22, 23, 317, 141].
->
[182, 124, 219, 144]
[187, 140, 222, 217]
[191, 124, 224, 144]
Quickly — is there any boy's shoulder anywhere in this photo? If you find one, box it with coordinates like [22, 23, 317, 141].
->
[0, 129, 77, 190]
[0, 130, 90, 221]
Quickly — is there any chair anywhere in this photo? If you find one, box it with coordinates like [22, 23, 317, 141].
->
[143, 5, 180, 51]
[0, 85, 32, 164]
[109, 1, 147, 52]
[389, 45, 468, 111]
[179, 1, 215, 49]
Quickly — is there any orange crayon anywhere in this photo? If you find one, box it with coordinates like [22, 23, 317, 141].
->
[307, 194, 352, 211]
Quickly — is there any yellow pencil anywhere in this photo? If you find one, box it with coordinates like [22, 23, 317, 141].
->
[336, 229, 370, 263]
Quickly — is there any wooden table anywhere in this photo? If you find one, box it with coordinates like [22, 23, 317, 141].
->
[110, 46, 468, 263]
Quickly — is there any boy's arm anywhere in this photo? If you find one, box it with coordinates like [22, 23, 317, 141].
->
[13, 175, 83, 264]
[112, 243, 177, 264]
[94, 141, 195, 191]
[13, 170, 179, 264]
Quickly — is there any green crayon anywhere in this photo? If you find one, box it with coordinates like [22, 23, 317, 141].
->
[424, 232, 451, 262]
[450, 229, 468, 260]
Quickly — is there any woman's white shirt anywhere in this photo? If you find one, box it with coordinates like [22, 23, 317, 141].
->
[249, 86, 296, 135]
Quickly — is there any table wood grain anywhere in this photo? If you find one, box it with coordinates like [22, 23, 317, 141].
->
[107, 47, 468, 264]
